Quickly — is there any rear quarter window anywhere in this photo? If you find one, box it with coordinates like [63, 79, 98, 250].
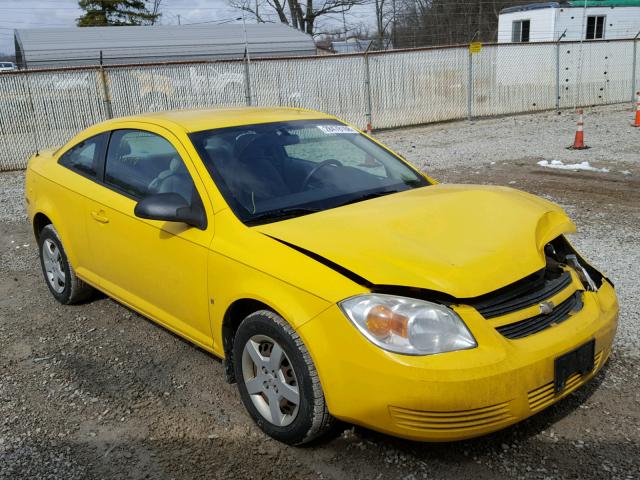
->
[58, 133, 108, 177]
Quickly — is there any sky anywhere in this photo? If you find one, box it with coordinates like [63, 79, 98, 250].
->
[0, 0, 374, 55]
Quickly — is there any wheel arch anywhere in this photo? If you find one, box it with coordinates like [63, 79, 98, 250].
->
[32, 211, 53, 242]
[30, 205, 80, 270]
[221, 297, 278, 384]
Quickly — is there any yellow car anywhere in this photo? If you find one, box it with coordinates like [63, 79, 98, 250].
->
[25, 107, 618, 445]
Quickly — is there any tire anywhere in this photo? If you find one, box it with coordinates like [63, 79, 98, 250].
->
[233, 310, 335, 445]
[38, 224, 94, 305]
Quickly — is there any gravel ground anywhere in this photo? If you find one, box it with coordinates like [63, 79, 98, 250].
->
[1, 104, 639, 479]
[377, 103, 639, 172]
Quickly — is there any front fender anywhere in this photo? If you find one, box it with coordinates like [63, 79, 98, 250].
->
[207, 247, 333, 357]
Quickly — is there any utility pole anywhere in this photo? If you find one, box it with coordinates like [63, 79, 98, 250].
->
[342, 7, 347, 40]
[177, 14, 181, 25]
[241, 13, 250, 62]
[241, 13, 252, 105]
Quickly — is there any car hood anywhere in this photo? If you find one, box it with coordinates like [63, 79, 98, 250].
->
[255, 184, 576, 298]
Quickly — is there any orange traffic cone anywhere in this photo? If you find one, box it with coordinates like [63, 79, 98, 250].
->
[569, 109, 588, 150]
[633, 91, 640, 128]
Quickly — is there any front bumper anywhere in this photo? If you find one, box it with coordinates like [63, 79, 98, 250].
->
[298, 281, 618, 441]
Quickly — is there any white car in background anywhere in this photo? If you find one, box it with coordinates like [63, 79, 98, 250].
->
[0, 62, 17, 72]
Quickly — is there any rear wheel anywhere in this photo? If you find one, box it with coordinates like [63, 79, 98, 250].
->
[38, 224, 94, 304]
[233, 310, 335, 445]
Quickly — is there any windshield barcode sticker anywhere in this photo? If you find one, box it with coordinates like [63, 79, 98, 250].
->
[316, 125, 357, 135]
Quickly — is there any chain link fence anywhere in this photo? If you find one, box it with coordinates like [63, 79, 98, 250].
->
[1, 38, 639, 171]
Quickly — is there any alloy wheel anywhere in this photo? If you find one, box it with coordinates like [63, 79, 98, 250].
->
[42, 238, 65, 293]
[241, 334, 300, 427]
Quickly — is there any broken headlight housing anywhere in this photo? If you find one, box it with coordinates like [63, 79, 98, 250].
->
[547, 236, 606, 291]
[339, 294, 477, 355]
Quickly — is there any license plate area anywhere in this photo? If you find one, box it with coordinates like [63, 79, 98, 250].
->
[554, 339, 595, 393]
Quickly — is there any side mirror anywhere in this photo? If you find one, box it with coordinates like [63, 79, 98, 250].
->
[134, 193, 206, 229]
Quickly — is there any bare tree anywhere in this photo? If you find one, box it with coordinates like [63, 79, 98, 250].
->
[392, 0, 533, 48]
[374, 0, 396, 49]
[147, 0, 163, 24]
[228, 0, 367, 36]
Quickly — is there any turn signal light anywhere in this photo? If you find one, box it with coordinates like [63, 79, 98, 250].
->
[366, 305, 408, 338]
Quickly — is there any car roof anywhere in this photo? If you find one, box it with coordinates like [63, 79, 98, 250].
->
[105, 107, 337, 133]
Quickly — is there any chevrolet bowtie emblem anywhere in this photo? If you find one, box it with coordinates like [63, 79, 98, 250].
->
[539, 301, 555, 315]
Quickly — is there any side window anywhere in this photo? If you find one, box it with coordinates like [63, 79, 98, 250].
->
[58, 133, 107, 177]
[586, 16, 605, 40]
[512, 20, 530, 43]
[105, 129, 195, 203]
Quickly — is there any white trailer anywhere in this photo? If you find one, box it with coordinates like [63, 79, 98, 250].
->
[498, 1, 640, 43]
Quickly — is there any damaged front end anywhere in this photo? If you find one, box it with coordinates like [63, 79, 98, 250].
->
[548, 236, 607, 291]
[368, 235, 611, 342]
[458, 235, 610, 340]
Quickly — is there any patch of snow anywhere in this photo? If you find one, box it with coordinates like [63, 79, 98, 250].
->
[536, 160, 609, 173]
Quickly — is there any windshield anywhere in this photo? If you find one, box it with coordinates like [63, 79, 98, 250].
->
[190, 119, 429, 225]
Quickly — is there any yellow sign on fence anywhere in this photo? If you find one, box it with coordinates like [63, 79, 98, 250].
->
[469, 42, 482, 54]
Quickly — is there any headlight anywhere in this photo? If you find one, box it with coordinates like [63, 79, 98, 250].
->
[339, 294, 477, 355]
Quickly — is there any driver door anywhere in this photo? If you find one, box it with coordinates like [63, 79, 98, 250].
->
[84, 124, 215, 349]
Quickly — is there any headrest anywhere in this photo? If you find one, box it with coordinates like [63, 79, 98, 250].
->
[169, 157, 181, 172]
[118, 138, 131, 156]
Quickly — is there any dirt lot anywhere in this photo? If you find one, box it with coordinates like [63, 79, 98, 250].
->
[1, 104, 639, 479]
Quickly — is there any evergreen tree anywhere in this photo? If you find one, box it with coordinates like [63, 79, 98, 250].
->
[77, 0, 160, 26]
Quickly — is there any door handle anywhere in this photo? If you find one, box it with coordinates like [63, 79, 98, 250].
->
[90, 211, 109, 224]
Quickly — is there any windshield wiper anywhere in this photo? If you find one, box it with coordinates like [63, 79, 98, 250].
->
[336, 189, 400, 208]
[246, 207, 320, 225]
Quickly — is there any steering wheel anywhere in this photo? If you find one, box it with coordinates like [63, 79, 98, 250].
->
[300, 159, 343, 190]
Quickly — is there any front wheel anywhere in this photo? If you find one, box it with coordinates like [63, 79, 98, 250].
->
[233, 310, 335, 445]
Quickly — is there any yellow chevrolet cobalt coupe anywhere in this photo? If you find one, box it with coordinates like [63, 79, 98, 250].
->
[25, 108, 618, 445]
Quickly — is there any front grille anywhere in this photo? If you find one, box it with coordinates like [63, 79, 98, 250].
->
[496, 291, 583, 340]
[469, 269, 572, 319]
[527, 351, 603, 412]
[389, 401, 514, 433]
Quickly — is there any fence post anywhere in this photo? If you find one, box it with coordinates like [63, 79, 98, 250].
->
[243, 57, 252, 106]
[467, 47, 473, 121]
[98, 51, 113, 119]
[23, 70, 40, 156]
[632, 31, 640, 103]
[363, 48, 373, 132]
[555, 30, 567, 110]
